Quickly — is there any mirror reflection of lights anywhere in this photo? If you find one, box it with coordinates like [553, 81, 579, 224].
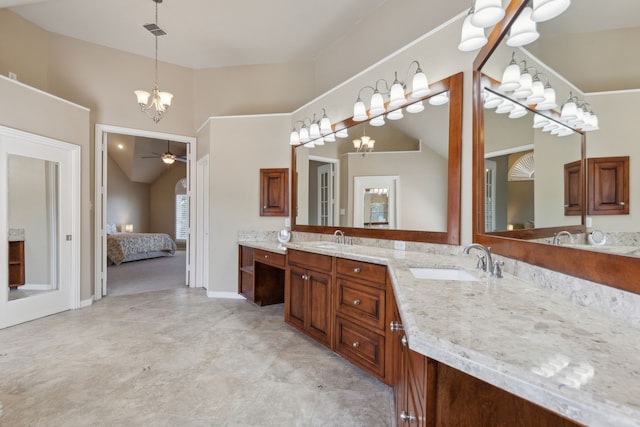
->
[531, 355, 595, 389]
[365, 188, 389, 195]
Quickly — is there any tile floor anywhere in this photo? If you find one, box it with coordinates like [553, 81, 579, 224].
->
[0, 288, 394, 426]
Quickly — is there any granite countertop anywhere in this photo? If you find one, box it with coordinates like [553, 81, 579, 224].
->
[237, 240, 288, 255]
[8, 228, 25, 242]
[284, 240, 640, 427]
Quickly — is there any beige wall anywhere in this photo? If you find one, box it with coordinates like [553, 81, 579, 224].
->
[201, 114, 291, 294]
[106, 155, 151, 233]
[150, 162, 187, 239]
[586, 90, 640, 232]
[0, 77, 91, 300]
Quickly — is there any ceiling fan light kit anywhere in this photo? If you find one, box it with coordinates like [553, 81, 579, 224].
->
[141, 140, 186, 164]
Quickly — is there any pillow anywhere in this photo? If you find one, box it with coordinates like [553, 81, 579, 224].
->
[106, 223, 117, 234]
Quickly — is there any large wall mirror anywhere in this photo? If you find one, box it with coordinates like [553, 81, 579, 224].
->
[473, 0, 640, 293]
[293, 72, 462, 245]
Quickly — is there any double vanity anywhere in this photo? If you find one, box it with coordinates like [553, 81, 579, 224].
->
[239, 238, 640, 426]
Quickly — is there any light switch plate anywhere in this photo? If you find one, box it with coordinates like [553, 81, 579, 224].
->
[284, 218, 291, 227]
[394, 240, 406, 251]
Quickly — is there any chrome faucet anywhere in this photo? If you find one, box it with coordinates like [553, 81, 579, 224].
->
[552, 231, 572, 245]
[333, 230, 345, 245]
[463, 243, 503, 278]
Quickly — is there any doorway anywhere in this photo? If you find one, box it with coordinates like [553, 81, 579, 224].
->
[0, 125, 80, 328]
[94, 124, 197, 299]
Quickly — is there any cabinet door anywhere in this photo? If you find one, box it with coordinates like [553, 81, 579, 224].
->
[588, 156, 629, 215]
[563, 160, 582, 216]
[306, 269, 332, 347]
[260, 168, 289, 217]
[285, 265, 307, 331]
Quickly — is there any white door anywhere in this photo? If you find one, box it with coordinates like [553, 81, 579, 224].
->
[317, 163, 334, 226]
[0, 127, 80, 329]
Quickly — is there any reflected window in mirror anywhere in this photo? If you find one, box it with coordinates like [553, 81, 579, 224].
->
[292, 72, 463, 245]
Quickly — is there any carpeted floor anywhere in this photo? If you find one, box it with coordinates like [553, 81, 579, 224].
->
[107, 250, 187, 296]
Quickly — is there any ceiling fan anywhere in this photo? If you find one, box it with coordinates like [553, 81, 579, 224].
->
[141, 140, 186, 164]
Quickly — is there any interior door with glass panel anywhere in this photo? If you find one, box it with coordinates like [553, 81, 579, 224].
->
[0, 128, 80, 329]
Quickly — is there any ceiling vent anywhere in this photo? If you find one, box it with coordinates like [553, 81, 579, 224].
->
[143, 23, 166, 36]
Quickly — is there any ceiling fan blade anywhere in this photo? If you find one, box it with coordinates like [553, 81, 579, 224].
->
[175, 157, 187, 163]
[141, 155, 161, 158]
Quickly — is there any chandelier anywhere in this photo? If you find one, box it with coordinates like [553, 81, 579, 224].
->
[134, 0, 173, 124]
[352, 127, 375, 156]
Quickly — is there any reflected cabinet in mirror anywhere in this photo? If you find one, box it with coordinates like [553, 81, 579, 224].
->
[473, 0, 640, 293]
[293, 72, 462, 244]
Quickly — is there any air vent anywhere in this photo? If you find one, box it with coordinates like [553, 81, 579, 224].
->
[143, 23, 166, 36]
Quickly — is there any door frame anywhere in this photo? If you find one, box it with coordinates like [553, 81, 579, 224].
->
[309, 155, 339, 227]
[94, 124, 197, 299]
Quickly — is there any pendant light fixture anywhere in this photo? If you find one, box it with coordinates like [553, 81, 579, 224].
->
[353, 127, 375, 156]
[506, 6, 540, 47]
[531, 0, 571, 22]
[471, 0, 505, 27]
[499, 53, 521, 92]
[458, 7, 488, 52]
[134, 0, 173, 124]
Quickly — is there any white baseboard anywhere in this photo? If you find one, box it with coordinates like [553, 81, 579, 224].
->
[207, 291, 244, 300]
[79, 298, 93, 308]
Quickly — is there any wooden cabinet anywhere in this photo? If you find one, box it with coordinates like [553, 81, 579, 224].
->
[564, 160, 583, 216]
[8, 240, 25, 288]
[588, 156, 629, 215]
[391, 296, 435, 427]
[260, 168, 289, 217]
[334, 258, 389, 383]
[238, 245, 285, 306]
[285, 249, 333, 348]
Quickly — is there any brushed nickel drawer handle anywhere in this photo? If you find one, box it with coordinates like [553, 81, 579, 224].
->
[353, 299, 361, 306]
[301, 274, 309, 280]
[264, 255, 269, 258]
[354, 267, 361, 273]
[352, 341, 360, 348]
[401, 335, 407, 347]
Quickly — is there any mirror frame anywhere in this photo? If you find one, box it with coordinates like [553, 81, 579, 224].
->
[473, 0, 640, 295]
[292, 72, 463, 245]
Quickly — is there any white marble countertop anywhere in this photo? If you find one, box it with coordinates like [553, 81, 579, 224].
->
[237, 240, 288, 255]
[283, 240, 640, 427]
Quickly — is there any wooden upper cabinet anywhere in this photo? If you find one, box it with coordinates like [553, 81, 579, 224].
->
[563, 160, 582, 216]
[260, 168, 289, 217]
[588, 156, 629, 215]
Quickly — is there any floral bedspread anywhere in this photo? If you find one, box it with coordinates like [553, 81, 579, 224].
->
[107, 233, 177, 265]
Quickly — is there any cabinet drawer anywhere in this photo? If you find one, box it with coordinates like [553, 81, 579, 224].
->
[335, 316, 386, 379]
[288, 249, 332, 272]
[254, 249, 285, 268]
[335, 278, 385, 331]
[336, 258, 386, 286]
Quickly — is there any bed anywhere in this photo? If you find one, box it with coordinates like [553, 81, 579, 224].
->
[107, 232, 177, 265]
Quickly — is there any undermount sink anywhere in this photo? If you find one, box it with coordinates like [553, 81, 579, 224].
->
[410, 266, 481, 282]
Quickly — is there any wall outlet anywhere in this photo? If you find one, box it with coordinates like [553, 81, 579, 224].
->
[284, 218, 290, 227]
[394, 240, 406, 251]
[8, 72, 16, 80]
[586, 217, 592, 228]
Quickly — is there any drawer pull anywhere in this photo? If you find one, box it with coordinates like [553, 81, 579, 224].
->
[390, 321, 404, 331]
[353, 299, 361, 306]
[353, 267, 361, 273]
[401, 335, 408, 347]
[400, 411, 416, 422]
[352, 341, 360, 348]
[264, 255, 269, 259]
[301, 274, 309, 280]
